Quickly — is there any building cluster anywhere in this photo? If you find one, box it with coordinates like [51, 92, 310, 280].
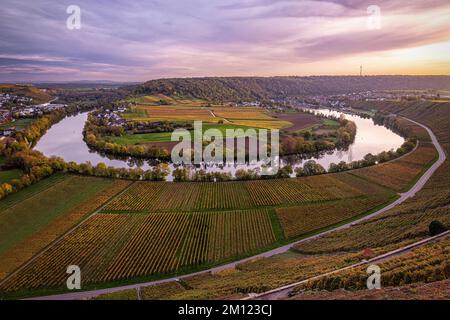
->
[0, 125, 25, 138]
[224, 101, 261, 107]
[15, 103, 67, 117]
[96, 107, 128, 127]
[0, 102, 67, 137]
[0, 93, 33, 108]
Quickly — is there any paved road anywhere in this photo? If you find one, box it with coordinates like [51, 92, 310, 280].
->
[27, 117, 446, 300]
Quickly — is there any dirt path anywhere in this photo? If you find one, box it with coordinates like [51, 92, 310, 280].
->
[208, 109, 230, 123]
[26, 117, 446, 300]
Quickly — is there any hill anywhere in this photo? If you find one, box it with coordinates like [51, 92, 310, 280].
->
[0, 84, 52, 104]
[130, 76, 450, 102]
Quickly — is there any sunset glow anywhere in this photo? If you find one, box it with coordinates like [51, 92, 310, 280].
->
[1, 0, 450, 82]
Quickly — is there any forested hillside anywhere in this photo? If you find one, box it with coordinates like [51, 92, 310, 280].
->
[130, 76, 450, 102]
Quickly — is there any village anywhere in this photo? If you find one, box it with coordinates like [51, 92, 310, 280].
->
[0, 93, 67, 137]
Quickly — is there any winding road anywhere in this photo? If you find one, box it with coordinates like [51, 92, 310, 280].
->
[27, 116, 446, 300]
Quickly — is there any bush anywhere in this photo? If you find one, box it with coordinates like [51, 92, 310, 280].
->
[429, 220, 448, 236]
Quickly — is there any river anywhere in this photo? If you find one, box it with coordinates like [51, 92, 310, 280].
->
[34, 109, 404, 180]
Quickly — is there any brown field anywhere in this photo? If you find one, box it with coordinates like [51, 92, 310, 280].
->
[227, 119, 292, 129]
[275, 113, 321, 132]
[212, 109, 274, 120]
[135, 106, 219, 123]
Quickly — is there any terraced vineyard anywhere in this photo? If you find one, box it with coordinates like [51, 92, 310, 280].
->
[294, 236, 449, 293]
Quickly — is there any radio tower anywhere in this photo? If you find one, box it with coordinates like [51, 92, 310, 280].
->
[360, 65, 363, 76]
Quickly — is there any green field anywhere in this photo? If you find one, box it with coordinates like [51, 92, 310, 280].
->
[108, 124, 261, 145]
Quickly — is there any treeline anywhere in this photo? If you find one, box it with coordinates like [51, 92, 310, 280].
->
[129, 76, 450, 103]
[52, 87, 127, 106]
[281, 114, 357, 155]
[83, 112, 171, 160]
[328, 138, 416, 173]
[171, 160, 327, 182]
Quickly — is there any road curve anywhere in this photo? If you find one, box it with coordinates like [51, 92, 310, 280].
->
[27, 117, 446, 300]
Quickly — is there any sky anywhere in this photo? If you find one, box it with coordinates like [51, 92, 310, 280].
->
[1, 0, 450, 82]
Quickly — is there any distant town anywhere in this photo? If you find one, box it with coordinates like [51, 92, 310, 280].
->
[0, 93, 67, 137]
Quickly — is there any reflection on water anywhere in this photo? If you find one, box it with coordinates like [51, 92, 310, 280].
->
[35, 109, 404, 181]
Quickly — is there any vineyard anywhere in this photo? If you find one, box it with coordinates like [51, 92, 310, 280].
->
[87, 101, 450, 300]
[0, 179, 131, 280]
[102, 173, 390, 212]
[289, 279, 450, 300]
[0, 175, 116, 259]
[0, 173, 67, 212]
[351, 143, 437, 191]
[292, 236, 449, 293]
[276, 195, 393, 238]
[0, 209, 276, 293]
[1, 102, 446, 298]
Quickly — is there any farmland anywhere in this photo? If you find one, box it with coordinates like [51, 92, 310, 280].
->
[0, 209, 277, 293]
[0, 99, 446, 299]
[276, 195, 393, 239]
[101, 173, 392, 213]
[293, 236, 449, 294]
[107, 124, 260, 146]
[0, 176, 131, 280]
[351, 143, 438, 191]
[79, 101, 450, 300]
[121, 95, 293, 130]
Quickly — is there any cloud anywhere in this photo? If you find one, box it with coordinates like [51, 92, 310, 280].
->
[294, 27, 450, 61]
[0, 0, 449, 81]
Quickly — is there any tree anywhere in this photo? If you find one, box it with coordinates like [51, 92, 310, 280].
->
[173, 167, 190, 182]
[429, 220, 448, 236]
[294, 166, 305, 177]
[303, 160, 326, 176]
[276, 165, 293, 178]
